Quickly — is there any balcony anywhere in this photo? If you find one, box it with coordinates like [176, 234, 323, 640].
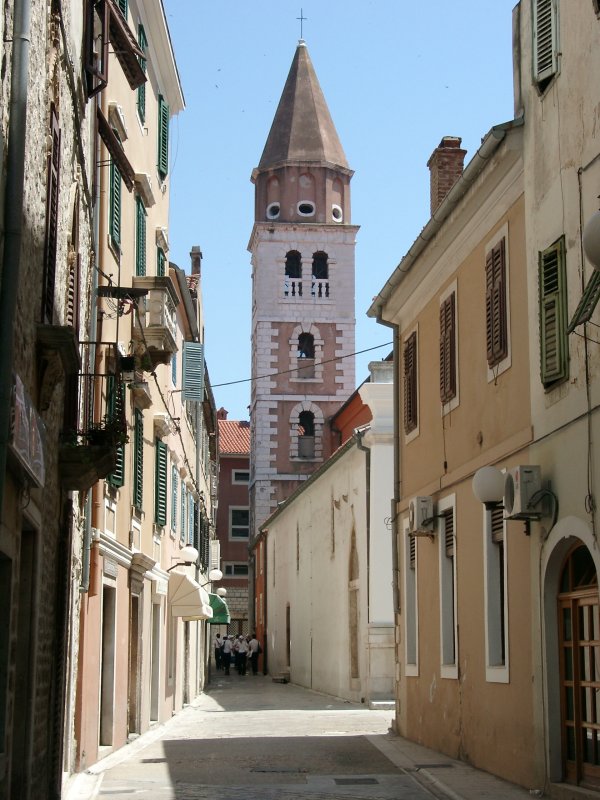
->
[311, 279, 329, 299]
[132, 277, 179, 368]
[59, 372, 127, 491]
[284, 279, 302, 298]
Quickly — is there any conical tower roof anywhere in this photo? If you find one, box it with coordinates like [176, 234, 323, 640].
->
[258, 42, 348, 171]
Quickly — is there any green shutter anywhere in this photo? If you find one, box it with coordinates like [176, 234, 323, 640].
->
[135, 195, 146, 276]
[539, 236, 569, 387]
[157, 95, 169, 178]
[157, 246, 166, 277]
[106, 376, 126, 488]
[171, 466, 178, 531]
[137, 25, 147, 123]
[533, 0, 558, 85]
[117, 0, 128, 16]
[180, 483, 186, 544]
[567, 270, 600, 333]
[109, 156, 122, 250]
[155, 439, 168, 526]
[133, 409, 144, 509]
[182, 342, 204, 401]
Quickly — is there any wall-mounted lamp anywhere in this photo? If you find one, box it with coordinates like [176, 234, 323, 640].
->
[120, 355, 136, 383]
[472, 465, 506, 510]
[199, 568, 226, 593]
[583, 209, 600, 269]
[167, 544, 199, 572]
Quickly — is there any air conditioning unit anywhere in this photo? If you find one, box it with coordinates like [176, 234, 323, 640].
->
[504, 466, 542, 518]
[408, 496, 434, 534]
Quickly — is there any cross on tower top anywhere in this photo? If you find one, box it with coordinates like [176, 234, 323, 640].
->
[297, 8, 307, 41]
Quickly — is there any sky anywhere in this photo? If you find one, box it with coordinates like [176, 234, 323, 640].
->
[163, 1, 517, 421]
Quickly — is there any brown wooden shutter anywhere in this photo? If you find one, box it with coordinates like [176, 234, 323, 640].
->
[491, 506, 504, 544]
[440, 293, 456, 404]
[42, 106, 61, 324]
[486, 238, 508, 368]
[444, 508, 454, 557]
[403, 332, 418, 434]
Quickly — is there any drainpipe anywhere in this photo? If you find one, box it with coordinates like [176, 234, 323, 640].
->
[80, 95, 102, 593]
[355, 427, 371, 614]
[0, 0, 32, 516]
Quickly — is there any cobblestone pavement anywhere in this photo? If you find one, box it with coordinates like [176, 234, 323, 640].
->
[65, 674, 535, 800]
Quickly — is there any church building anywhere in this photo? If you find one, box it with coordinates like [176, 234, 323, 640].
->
[248, 40, 358, 540]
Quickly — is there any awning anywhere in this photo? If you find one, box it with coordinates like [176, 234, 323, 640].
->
[208, 593, 231, 624]
[168, 571, 213, 620]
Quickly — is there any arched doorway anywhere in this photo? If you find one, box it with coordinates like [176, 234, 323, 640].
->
[558, 544, 600, 786]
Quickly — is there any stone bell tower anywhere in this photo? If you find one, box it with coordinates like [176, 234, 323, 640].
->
[248, 40, 358, 539]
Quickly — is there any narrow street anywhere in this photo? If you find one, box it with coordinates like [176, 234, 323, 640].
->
[66, 674, 533, 800]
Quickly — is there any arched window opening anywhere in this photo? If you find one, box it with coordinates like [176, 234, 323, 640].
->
[298, 333, 314, 359]
[312, 251, 330, 298]
[297, 333, 315, 379]
[298, 411, 315, 458]
[284, 250, 302, 297]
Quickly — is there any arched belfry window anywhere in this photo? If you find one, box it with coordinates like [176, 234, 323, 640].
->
[298, 333, 314, 359]
[290, 402, 323, 461]
[284, 250, 302, 297]
[312, 251, 330, 298]
[298, 411, 315, 458]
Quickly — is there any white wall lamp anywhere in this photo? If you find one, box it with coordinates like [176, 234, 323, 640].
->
[472, 465, 559, 535]
[200, 568, 227, 598]
[167, 544, 199, 572]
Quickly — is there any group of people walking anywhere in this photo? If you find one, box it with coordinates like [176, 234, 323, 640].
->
[213, 633, 261, 676]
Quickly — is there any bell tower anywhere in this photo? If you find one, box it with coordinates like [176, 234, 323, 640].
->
[248, 41, 358, 538]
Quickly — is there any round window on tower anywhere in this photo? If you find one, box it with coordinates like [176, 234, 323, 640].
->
[266, 202, 280, 220]
[332, 204, 343, 223]
[297, 201, 315, 217]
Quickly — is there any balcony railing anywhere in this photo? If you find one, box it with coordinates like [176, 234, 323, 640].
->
[132, 276, 179, 366]
[311, 279, 329, 299]
[284, 279, 302, 297]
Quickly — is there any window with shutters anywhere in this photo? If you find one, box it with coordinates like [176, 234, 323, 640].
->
[157, 246, 166, 278]
[135, 195, 146, 275]
[533, 0, 559, 91]
[404, 522, 418, 675]
[154, 439, 167, 526]
[567, 270, 600, 334]
[137, 25, 147, 123]
[133, 409, 144, 510]
[188, 494, 195, 546]
[171, 465, 178, 535]
[182, 342, 205, 402]
[42, 105, 61, 324]
[403, 330, 418, 437]
[438, 498, 458, 678]
[109, 139, 122, 254]
[106, 376, 126, 488]
[439, 287, 457, 408]
[284, 250, 302, 297]
[539, 236, 569, 388]
[157, 95, 169, 179]
[483, 502, 509, 682]
[116, 0, 128, 16]
[485, 237, 508, 365]
[84, 0, 109, 98]
[180, 482, 187, 544]
[171, 349, 177, 385]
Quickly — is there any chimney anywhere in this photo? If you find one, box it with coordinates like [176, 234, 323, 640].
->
[217, 407, 228, 420]
[427, 136, 466, 216]
[190, 245, 203, 276]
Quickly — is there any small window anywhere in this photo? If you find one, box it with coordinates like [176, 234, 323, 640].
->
[135, 195, 146, 276]
[332, 204, 343, 222]
[312, 252, 328, 280]
[157, 94, 169, 179]
[109, 136, 122, 253]
[230, 507, 249, 539]
[297, 201, 315, 217]
[154, 439, 167, 527]
[266, 202, 280, 220]
[224, 563, 249, 577]
[539, 236, 568, 388]
[403, 331, 418, 435]
[137, 25, 148, 123]
[298, 411, 315, 458]
[232, 470, 250, 484]
[157, 246, 166, 278]
[439, 292, 457, 405]
[533, 0, 559, 91]
[133, 409, 144, 511]
[486, 238, 508, 368]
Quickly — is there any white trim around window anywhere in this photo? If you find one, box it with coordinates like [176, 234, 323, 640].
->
[404, 518, 419, 677]
[483, 500, 510, 683]
[232, 469, 250, 485]
[438, 494, 458, 679]
[229, 506, 249, 540]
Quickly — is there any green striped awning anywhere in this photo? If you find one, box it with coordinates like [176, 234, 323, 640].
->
[208, 593, 230, 624]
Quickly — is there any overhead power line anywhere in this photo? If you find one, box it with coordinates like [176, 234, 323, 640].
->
[211, 341, 394, 388]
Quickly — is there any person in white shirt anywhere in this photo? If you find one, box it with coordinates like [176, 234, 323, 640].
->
[248, 634, 261, 675]
[221, 635, 232, 675]
[237, 636, 249, 675]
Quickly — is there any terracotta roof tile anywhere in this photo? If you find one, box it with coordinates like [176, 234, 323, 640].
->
[218, 419, 250, 455]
